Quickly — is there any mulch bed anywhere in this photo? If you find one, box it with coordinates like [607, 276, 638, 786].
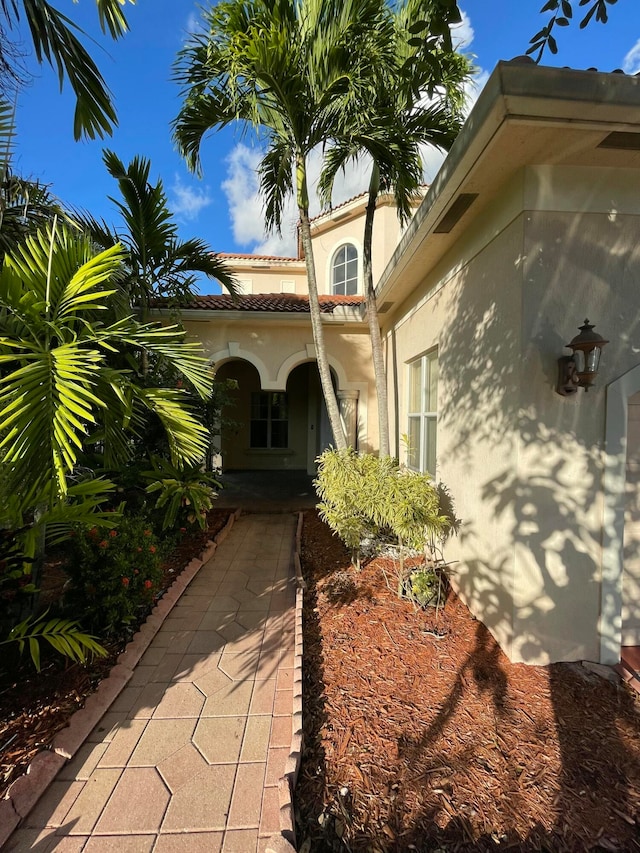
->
[0, 507, 231, 801]
[296, 510, 640, 852]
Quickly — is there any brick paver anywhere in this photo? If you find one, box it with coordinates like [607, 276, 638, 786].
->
[4, 513, 296, 853]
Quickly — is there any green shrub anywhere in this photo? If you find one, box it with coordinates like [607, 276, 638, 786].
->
[315, 450, 458, 596]
[64, 514, 165, 637]
[144, 457, 220, 531]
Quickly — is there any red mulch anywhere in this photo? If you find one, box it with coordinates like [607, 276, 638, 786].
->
[296, 510, 640, 853]
[0, 508, 231, 800]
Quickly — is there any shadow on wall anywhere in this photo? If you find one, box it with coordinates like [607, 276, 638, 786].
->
[424, 209, 640, 847]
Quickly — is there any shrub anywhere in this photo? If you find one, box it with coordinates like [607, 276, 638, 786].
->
[315, 450, 459, 597]
[144, 457, 220, 531]
[64, 514, 165, 637]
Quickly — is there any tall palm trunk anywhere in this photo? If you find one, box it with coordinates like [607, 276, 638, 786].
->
[363, 164, 390, 457]
[297, 154, 346, 450]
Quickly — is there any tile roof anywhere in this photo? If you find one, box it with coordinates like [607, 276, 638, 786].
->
[218, 252, 301, 262]
[182, 294, 364, 313]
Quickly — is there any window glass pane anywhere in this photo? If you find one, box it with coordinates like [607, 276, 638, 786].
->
[427, 355, 438, 412]
[407, 416, 421, 469]
[271, 393, 288, 420]
[409, 361, 422, 413]
[251, 392, 268, 419]
[424, 416, 437, 476]
[333, 245, 358, 295]
[271, 421, 288, 448]
[250, 421, 268, 448]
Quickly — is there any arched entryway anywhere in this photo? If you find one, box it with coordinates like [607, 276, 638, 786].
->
[214, 359, 336, 474]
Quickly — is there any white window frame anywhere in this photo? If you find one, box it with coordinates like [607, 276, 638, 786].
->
[406, 349, 438, 476]
[250, 391, 289, 449]
[331, 243, 359, 295]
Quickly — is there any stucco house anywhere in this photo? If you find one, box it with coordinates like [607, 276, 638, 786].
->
[161, 58, 640, 671]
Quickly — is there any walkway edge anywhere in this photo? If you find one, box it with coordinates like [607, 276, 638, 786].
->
[0, 508, 243, 850]
[266, 510, 306, 853]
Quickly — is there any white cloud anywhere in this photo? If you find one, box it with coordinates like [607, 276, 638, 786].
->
[451, 10, 474, 50]
[623, 39, 640, 74]
[222, 142, 374, 256]
[169, 175, 213, 221]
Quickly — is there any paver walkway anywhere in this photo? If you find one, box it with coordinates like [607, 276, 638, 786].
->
[6, 513, 297, 853]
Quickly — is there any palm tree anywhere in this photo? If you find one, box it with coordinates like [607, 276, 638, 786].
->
[0, 220, 215, 504]
[319, 2, 470, 457]
[173, 0, 397, 450]
[74, 150, 237, 319]
[0, 0, 134, 139]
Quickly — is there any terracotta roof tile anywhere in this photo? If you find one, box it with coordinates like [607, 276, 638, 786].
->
[218, 252, 301, 261]
[182, 294, 364, 313]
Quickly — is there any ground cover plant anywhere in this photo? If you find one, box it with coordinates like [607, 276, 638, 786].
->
[297, 510, 640, 852]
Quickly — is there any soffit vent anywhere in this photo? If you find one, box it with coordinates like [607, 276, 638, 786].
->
[597, 131, 640, 150]
[378, 301, 393, 313]
[434, 193, 479, 234]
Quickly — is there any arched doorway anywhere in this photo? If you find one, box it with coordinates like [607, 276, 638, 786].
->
[286, 362, 332, 474]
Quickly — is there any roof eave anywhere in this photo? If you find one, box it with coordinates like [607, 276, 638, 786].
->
[375, 60, 640, 308]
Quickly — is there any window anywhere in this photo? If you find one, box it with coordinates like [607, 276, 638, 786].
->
[407, 351, 438, 475]
[250, 392, 288, 448]
[331, 244, 358, 295]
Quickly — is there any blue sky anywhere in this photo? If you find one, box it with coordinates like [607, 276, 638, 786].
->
[11, 0, 640, 293]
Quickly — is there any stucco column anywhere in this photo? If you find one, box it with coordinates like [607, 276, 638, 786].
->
[338, 390, 359, 450]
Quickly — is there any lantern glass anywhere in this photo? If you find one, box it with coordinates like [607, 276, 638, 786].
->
[586, 347, 601, 374]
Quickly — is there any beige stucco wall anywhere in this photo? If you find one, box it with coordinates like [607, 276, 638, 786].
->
[383, 164, 640, 665]
[312, 203, 406, 296]
[623, 392, 640, 645]
[232, 266, 307, 295]
[382, 197, 524, 661]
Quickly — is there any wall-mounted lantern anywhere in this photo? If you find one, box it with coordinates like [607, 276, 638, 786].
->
[556, 319, 609, 396]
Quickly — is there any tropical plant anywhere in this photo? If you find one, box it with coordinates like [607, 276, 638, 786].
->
[319, 0, 470, 457]
[0, 474, 119, 598]
[0, 0, 135, 139]
[315, 448, 454, 584]
[1, 611, 107, 673]
[144, 456, 220, 531]
[0, 169, 68, 258]
[63, 514, 165, 636]
[74, 150, 237, 319]
[0, 220, 215, 506]
[173, 0, 401, 450]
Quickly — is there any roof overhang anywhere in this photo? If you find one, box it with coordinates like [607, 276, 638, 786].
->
[166, 306, 366, 327]
[376, 60, 640, 313]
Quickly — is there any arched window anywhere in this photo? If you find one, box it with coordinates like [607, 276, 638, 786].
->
[331, 244, 358, 295]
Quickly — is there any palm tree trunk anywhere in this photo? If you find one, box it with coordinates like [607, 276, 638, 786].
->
[296, 153, 346, 450]
[363, 166, 390, 458]
[298, 210, 347, 450]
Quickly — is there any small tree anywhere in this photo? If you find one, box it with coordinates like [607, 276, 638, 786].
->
[315, 449, 456, 590]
